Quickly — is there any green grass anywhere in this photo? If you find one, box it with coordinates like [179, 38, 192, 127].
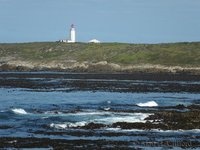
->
[0, 41, 200, 67]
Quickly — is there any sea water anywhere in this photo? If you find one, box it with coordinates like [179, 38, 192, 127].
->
[1, 72, 200, 149]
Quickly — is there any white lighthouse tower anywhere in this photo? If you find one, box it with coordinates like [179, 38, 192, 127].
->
[70, 24, 75, 43]
[59, 24, 75, 43]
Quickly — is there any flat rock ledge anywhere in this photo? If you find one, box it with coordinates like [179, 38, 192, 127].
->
[1, 60, 200, 74]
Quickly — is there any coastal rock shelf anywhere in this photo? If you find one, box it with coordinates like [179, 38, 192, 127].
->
[1, 72, 200, 149]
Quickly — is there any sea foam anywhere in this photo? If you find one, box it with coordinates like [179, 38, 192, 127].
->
[96, 113, 152, 123]
[44, 110, 112, 116]
[50, 121, 87, 129]
[137, 101, 158, 107]
[11, 109, 27, 114]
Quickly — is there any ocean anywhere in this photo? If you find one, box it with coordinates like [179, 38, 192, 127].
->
[0, 72, 200, 149]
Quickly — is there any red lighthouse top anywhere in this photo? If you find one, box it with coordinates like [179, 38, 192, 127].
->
[71, 24, 74, 27]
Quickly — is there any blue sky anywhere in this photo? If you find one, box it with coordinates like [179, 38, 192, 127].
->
[0, 0, 200, 43]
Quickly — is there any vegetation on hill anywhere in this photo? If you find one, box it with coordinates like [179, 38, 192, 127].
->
[0, 41, 200, 68]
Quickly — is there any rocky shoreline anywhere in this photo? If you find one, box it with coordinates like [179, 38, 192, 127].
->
[1, 60, 200, 74]
[1, 72, 200, 149]
[1, 137, 199, 149]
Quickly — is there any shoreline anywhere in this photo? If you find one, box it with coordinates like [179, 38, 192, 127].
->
[1, 71, 200, 81]
[1, 61, 200, 75]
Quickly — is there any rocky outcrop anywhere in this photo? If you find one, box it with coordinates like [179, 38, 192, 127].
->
[1, 60, 200, 74]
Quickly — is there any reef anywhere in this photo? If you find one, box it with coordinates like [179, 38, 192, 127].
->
[1, 72, 200, 149]
[1, 73, 200, 93]
[0, 137, 199, 149]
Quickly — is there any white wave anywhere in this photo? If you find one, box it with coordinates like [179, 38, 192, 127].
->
[104, 108, 110, 111]
[41, 117, 49, 119]
[44, 110, 150, 117]
[6, 140, 17, 144]
[137, 101, 158, 107]
[11, 108, 27, 114]
[104, 127, 122, 131]
[96, 113, 152, 124]
[68, 111, 112, 116]
[189, 129, 200, 133]
[43, 110, 112, 116]
[153, 129, 200, 133]
[107, 101, 111, 104]
[104, 128, 200, 133]
[50, 121, 87, 129]
[104, 128, 145, 132]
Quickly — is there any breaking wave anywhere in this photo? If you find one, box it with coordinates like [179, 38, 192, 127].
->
[49, 112, 152, 130]
[96, 113, 151, 124]
[137, 101, 158, 107]
[11, 109, 28, 114]
[50, 121, 87, 129]
[44, 110, 112, 116]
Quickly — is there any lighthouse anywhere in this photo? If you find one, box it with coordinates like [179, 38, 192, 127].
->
[59, 24, 75, 43]
[70, 24, 75, 43]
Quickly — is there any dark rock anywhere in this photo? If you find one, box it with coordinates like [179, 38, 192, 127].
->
[81, 122, 106, 130]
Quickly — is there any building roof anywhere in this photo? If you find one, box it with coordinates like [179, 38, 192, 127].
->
[88, 39, 101, 43]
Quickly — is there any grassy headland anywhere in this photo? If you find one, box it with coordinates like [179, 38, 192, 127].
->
[0, 42, 200, 73]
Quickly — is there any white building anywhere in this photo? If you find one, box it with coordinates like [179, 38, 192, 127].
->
[60, 24, 75, 43]
[88, 39, 101, 43]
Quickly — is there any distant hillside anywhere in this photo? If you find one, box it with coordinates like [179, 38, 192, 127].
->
[0, 42, 200, 74]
